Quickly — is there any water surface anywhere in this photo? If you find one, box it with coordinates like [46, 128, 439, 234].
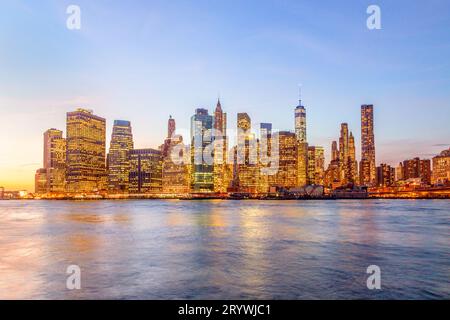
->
[0, 200, 449, 299]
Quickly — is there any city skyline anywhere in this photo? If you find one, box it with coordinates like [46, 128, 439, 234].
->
[2, 96, 450, 192]
[2, 0, 450, 190]
[25, 102, 450, 198]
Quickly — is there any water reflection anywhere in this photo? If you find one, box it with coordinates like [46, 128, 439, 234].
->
[0, 200, 449, 299]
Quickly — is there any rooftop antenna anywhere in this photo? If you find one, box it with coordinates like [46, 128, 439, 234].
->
[298, 83, 303, 106]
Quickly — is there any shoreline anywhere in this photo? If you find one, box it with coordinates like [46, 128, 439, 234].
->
[2, 195, 450, 201]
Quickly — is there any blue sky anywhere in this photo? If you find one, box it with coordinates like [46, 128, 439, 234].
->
[1, 0, 450, 190]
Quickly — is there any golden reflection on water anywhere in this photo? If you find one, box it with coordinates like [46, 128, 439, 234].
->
[1, 200, 449, 299]
[0, 237, 46, 299]
[0, 206, 46, 299]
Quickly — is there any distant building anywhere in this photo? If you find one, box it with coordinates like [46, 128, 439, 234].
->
[324, 139, 340, 189]
[348, 132, 358, 184]
[432, 148, 450, 185]
[331, 140, 339, 162]
[338, 124, 358, 186]
[376, 163, 395, 187]
[402, 157, 432, 185]
[236, 113, 259, 193]
[395, 162, 404, 181]
[107, 120, 134, 193]
[162, 116, 190, 194]
[213, 99, 230, 193]
[271, 131, 297, 189]
[294, 97, 307, 143]
[129, 149, 162, 193]
[35, 168, 47, 194]
[43, 128, 66, 193]
[294, 97, 308, 187]
[360, 104, 376, 186]
[258, 123, 273, 193]
[307, 146, 325, 185]
[66, 109, 106, 193]
[191, 108, 214, 192]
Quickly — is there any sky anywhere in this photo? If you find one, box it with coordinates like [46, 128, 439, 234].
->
[1, 0, 450, 191]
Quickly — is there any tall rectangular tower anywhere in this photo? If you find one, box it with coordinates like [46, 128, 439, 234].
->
[360, 104, 376, 186]
[43, 128, 66, 192]
[191, 108, 214, 192]
[107, 120, 134, 193]
[66, 108, 106, 193]
[294, 98, 308, 186]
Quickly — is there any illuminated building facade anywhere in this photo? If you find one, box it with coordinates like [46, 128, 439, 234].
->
[395, 162, 404, 181]
[432, 148, 450, 185]
[213, 99, 230, 193]
[43, 128, 66, 193]
[162, 116, 190, 194]
[34, 168, 47, 194]
[324, 140, 341, 188]
[376, 163, 395, 187]
[360, 104, 376, 186]
[129, 148, 162, 193]
[402, 158, 431, 185]
[348, 132, 358, 184]
[161, 116, 176, 158]
[294, 99, 307, 143]
[307, 146, 325, 185]
[107, 120, 134, 193]
[191, 108, 214, 192]
[331, 140, 339, 161]
[339, 123, 349, 184]
[296, 142, 308, 187]
[66, 109, 107, 193]
[258, 123, 273, 193]
[294, 98, 308, 187]
[338, 124, 358, 185]
[272, 131, 297, 188]
[236, 113, 259, 193]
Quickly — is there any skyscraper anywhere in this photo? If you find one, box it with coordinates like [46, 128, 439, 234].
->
[168, 115, 176, 139]
[339, 123, 349, 183]
[35, 168, 47, 194]
[360, 104, 376, 186]
[307, 146, 325, 185]
[348, 131, 358, 184]
[402, 157, 432, 185]
[337, 124, 358, 186]
[376, 163, 395, 187]
[236, 113, 259, 193]
[107, 120, 133, 193]
[272, 131, 297, 188]
[294, 97, 308, 186]
[191, 108, 214, 192]
[331, 140, 339, 162]
[66, 108, 106, 193]
[129, 148, 162, 193]
[213, 99, 230, 193]
[295, 99, 307, 143]
[258, 123, 273, 193]
[162, 116, 190, 194]
[43, 128, 66, 193]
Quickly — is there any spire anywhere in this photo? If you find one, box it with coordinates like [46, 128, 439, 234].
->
[216, 96, 222, 112]
[298, 83, 302, 106]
